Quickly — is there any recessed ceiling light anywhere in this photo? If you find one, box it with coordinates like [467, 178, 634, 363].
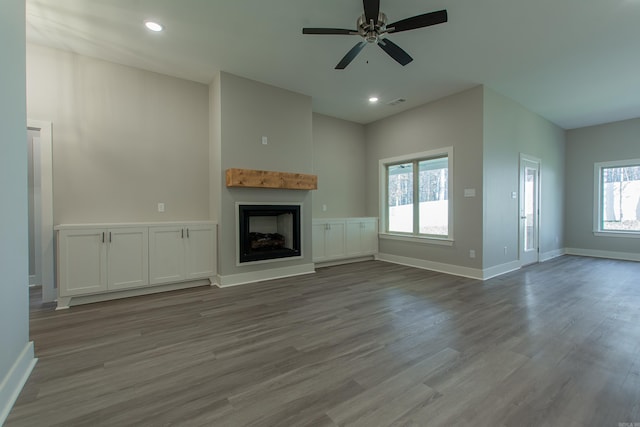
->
[144, 21, 164, 32]
[369, 97, 379, 103]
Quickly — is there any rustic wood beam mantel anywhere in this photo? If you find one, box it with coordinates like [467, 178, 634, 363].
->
[225, 168, 318, 190]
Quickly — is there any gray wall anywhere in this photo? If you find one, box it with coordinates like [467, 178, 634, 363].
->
[217, 72, 313, 277]
[0, 0, 30, 416]
[209, 74, 222, 223]
[365, 87, 484, 268]
[565, 117, 640, 254]
[26, 44, 210, 224]
[483, 87, 565, 267]
[312, 113, 366, 218]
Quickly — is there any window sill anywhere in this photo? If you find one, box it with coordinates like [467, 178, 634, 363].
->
[379, 233, 454, 246]
[593, 230, 640, 239]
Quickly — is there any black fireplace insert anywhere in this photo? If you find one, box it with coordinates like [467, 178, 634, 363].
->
[238, 204, 301, 263]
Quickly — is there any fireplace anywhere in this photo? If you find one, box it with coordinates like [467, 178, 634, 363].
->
[237, 204, 302, 264]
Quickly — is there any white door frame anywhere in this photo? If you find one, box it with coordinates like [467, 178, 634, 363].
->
[519, 154, 541, 266]
[28, 130, 42, 287]
[27, 120, 55, 303]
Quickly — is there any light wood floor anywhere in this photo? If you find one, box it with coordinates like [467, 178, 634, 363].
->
[7, 256, 640, 426]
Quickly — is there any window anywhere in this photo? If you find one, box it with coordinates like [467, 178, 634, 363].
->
[594, 159, 640, 236]
[380, 148, 452, 242]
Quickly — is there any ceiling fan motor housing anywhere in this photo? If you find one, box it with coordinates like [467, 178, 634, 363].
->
[358, 13, 387, 43]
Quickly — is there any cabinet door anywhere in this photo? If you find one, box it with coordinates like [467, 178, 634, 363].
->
[361, 220, 378, 254]
[58, 228, 107, 296]
[185, 224, 216, 280]
[107, 227, 149, 290]
[312, 223, 327, 262]
[345, 221, 363, 256]
[149, 226, 185, 285]
[325, 222, 346, 259]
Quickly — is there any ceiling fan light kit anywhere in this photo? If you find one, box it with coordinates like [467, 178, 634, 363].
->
[302, 0, 447, 69]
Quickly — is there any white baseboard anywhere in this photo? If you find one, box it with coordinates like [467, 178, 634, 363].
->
[217, 263, 315, 287]
[540, 248, 566, 262]
[0, 342, 37, 425]
[482, 260, 521, 280]
[377, 253, 484, 280]
[377, 254, 525, 280]
[565, 247, 640, 262]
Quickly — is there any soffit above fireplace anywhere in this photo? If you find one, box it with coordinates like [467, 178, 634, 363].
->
[226, 168, 317, 190]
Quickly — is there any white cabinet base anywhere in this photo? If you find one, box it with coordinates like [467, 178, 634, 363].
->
[56, 278, 213, 310]
[313, 255, 377, 269]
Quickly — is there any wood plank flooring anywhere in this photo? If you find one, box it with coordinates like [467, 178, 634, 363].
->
[6, 256, 640, 426]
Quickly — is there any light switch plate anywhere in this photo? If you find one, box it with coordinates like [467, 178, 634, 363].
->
[157, 202, 165, 213]
[464, 188, 476, 197]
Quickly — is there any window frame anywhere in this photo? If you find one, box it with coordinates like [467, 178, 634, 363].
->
[593, 158, 640, 238]
[379, 147, 453, 245]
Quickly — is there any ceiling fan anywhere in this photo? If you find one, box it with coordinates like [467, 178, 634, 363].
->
[302, 0, 448, 69]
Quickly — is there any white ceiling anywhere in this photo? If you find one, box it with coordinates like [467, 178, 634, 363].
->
[25, 0, 640, 129]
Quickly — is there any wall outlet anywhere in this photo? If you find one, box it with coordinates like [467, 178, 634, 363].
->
[322, 204, 327, 212]
[261, 136, 268, 145]
[469, 249, 476, 259]
[157, 202, 165, 213]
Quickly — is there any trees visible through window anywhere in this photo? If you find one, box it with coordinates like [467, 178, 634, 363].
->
[597, 160, 640, 233]
[386, 153, 450, 237]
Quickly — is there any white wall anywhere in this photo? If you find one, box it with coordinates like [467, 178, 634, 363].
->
[365, 87, 484, 269]
[312, 113, 366, 218]
[566, 117, 640, 257]
[26, 44, 210, 224]
[0, 0, 36, 423]
[216, 72, 314, 278]
[483, 87, 565, 267]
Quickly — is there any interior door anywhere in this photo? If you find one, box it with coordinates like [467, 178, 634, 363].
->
[519, 155, 540, 266]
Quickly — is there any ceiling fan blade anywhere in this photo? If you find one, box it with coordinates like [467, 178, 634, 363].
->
[302, 28, 357, 35]
[363, 0, 380, 25]
[335, 41, 367, 69]
[387, 9, 448, 33]
[378, 38, 413, 66]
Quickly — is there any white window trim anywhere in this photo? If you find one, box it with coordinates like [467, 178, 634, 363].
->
[593, 158, 640, 238]
[379, 147, 454, 244]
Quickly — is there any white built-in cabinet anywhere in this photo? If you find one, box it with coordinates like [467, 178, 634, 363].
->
[57, 227, 148, 296]
[56, 222, 216, 308]
[312, 220, 346, 262]
[312, 217, 378, 263]
[345, 218, 379, 257]
[148, 224, 216, 285]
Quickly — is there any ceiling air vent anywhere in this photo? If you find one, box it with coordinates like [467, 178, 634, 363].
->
[387, 98, 406, 106]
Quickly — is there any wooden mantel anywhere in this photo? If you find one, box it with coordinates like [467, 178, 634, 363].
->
[226, 168, 318, 190]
